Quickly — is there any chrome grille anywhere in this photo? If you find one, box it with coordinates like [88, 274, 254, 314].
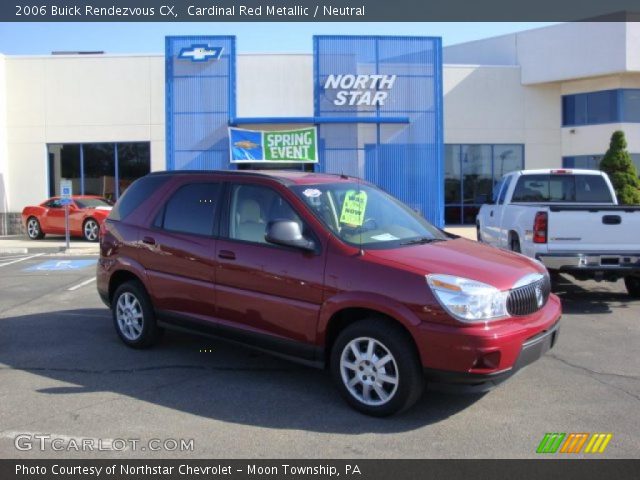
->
[506, 275, 551, 316]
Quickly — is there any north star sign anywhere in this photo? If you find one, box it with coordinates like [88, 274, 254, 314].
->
[178, 44, 223, 62]
[324, 74, 397, 106]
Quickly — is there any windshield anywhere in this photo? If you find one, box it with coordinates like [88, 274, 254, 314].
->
[291, 182, 446, 248]
[75, 198, 113, 209]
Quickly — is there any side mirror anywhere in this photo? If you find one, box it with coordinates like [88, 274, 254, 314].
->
[265, 220, 315, 251]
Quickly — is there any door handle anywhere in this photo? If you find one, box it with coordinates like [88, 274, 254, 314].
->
[142, 236, 156, 245]
[218, 250, 236, 260]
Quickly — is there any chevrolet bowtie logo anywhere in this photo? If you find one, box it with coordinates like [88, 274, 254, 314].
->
[178, 44, 223, 62]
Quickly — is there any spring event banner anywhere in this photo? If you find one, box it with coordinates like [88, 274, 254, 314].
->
[229, 127, 318, 163]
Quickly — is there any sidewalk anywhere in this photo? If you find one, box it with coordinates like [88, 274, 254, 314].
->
[0, 227, 477, 255]
[0, 235, 99, 255]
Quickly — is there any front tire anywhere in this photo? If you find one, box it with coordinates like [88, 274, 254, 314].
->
[83, 218, 99, 242]
[625, 276, 640, 298]
[330, 318, 424, 416]
[112, 281, 163, 348]
[26, 217, 45, 240]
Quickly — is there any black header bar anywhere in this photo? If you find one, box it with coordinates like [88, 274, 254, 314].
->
[2, 459, 640, 480]
[3, 1, 640, 22]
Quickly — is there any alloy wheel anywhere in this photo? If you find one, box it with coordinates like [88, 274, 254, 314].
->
[84, 219, 99, 241]
[340, 337, 399, 406]
[116, 292, 144, 341]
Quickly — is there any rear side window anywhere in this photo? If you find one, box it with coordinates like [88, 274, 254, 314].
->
[511, 174, 612, 203]
[497, 176, 513, 205]
[575, 175, 613, 202]
[155, 183, 220, 236]
[109, 175, 170, 221]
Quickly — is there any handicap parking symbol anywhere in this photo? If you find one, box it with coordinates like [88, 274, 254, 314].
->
[23, 259, 96, 272]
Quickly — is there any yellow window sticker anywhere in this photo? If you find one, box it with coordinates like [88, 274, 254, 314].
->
[340, 190, 368, 226]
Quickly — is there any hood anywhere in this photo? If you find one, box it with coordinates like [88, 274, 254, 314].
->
[365, 238, 545, 291]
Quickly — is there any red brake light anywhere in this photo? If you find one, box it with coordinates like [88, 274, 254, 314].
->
[550, 169, 572, 174]
[533, 211, 547, 244]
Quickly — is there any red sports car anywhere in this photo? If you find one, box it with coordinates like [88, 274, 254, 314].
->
[22, 196, 113, 242]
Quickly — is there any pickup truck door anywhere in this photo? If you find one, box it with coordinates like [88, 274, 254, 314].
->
[484, 175, 513, 246]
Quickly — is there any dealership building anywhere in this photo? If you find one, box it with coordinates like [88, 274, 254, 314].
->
[1, 21, 639, 235]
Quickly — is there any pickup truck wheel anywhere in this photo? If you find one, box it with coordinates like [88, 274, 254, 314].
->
[476, 224, 483, 242]
[112, 281, 163, 348]
[331, 318, 424, 416]
[624, 276, 640, 298]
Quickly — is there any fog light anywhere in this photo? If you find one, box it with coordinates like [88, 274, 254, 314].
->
[472, 351, 501, 370]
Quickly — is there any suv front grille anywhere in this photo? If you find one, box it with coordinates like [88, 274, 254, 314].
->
[506, 275, 551, 316]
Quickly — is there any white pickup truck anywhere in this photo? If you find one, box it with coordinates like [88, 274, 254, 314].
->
[476, 169, 640, 297]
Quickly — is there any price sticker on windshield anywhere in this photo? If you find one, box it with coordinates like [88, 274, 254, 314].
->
[340, 190, 368, 226]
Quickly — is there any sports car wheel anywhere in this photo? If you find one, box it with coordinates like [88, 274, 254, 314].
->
[83, 218, 99, 242]
[27, 217, 45, 240]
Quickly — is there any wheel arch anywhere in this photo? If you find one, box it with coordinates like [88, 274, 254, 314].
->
[321, 302, 419, 368]
[108, 269, 146, 304]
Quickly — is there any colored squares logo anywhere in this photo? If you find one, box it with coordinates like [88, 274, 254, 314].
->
[537, 433, 612, 454]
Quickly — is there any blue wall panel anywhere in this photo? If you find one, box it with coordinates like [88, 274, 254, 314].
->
[165, 36, 235, 171]
[314, 36, 444, 227]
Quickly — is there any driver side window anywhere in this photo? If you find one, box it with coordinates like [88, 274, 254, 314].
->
[229, 184, 303, 245]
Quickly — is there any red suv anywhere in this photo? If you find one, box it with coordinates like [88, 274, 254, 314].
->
[97, 171, 561, 416]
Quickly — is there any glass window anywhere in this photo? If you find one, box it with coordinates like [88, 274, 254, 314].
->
[292, 182, 446, 249]
[110, 175, 169, 222]
[83, 143, 115, 199]
[575, 175, 613, 203]
[562, 94, 587, 126]
[158, 183, 220, 236]
[493, 145, 523, 179]
[118, 143, 152, 197]
[444, 145, 461, 205]
[462, 145, 492, 205]
[443, 144, 524, 224]
[497, 175, 513, 205]
[229, 184, 302, 244]
[622, 90, 640, 123]
[586, 90, 618, 124]
[47, 142, 150, 202]
[512, 174, 612, 203]
[74, 198, 113, 209]
[48, 144, 81, 197]
[512, 175, 550, 202]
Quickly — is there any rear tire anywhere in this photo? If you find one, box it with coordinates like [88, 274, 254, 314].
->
[26, 217, 45, 240]
[476, 223, 483, 242]
[330, 318, 424, 416]
[625, 276, 640, 298]
[112, 280, 163, 348]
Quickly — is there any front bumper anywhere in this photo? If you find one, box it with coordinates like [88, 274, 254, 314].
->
[424, 319, 560, 392]
[537, 252, 640, 273]
[415, 294, 562, 392]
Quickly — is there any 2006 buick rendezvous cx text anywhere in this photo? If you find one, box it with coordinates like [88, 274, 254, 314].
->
[97, 170, 561, 416]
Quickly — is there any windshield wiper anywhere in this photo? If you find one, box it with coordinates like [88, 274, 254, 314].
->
[400, 237, 445, 245]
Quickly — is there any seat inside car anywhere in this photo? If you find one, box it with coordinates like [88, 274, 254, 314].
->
[235, 198, 266, 243]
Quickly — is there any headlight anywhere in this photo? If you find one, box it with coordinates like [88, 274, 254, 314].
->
[426, 274, 509, 323]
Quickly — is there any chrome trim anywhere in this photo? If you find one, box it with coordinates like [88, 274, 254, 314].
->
[537, 253, 640, 270]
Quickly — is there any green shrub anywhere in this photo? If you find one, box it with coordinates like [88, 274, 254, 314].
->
[599, 131, 640, 205]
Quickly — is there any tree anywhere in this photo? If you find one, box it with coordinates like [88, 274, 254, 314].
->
[599, 130, 640, 205]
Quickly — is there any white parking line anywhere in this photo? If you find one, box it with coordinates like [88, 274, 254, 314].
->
[67, 277, 96, 291]
[0, 253, 46, 268]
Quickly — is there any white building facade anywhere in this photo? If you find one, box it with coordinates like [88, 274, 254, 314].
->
[0, 22, 639, 234]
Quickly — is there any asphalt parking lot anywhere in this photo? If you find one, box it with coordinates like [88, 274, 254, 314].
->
[0, 252, 638, 458]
